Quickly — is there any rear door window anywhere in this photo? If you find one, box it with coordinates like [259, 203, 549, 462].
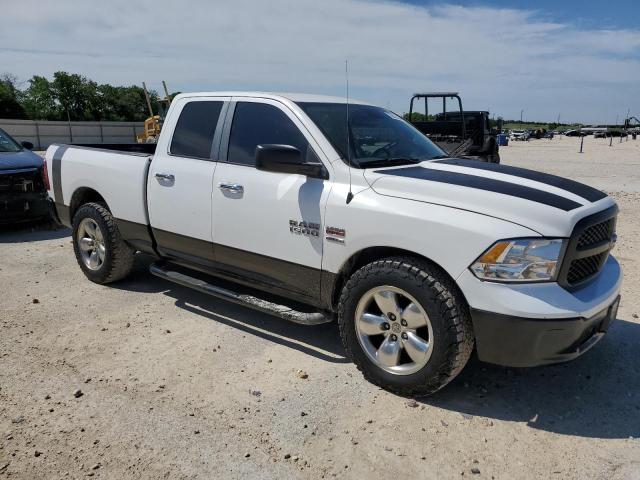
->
[170, 101, 224, 159]
[227, 102, 309, 166]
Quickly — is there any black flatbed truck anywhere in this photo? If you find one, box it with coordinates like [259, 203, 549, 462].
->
[408, 92, 501, 163]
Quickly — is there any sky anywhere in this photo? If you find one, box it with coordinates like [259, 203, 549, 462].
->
[1, 0, 639, 124]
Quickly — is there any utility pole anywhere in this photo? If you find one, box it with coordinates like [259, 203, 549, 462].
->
[520, 110, 524, 123]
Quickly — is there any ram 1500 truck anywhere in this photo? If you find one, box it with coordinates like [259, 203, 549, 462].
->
[45, 92, 622, 395]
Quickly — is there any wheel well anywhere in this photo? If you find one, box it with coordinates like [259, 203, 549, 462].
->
[69, 187, 107, 221]
[330, 247, 456, 310]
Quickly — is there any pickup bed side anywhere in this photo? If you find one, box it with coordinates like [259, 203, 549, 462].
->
[45, 144, 156, 253]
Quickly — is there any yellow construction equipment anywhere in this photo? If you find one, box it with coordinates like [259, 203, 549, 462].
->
[136, 81, 172, 143]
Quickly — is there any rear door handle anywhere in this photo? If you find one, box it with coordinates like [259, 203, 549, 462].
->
[218, 182, 244, 194]
[155, 172, 175, 182]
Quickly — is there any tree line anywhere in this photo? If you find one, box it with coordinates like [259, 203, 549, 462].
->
[0, 72, 173, 122]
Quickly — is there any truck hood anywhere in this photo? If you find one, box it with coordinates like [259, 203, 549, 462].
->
[364, 158, 614, 237]
[0, 150, 43, 171]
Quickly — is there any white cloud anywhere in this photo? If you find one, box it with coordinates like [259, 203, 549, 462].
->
[1, 0, 638, 123]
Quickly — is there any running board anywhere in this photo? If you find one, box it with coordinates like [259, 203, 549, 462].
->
[149, 262, 331, 326]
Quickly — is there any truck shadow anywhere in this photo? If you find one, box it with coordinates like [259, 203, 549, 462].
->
[0, 220, 70, 243]
[115, 254, 348, 364]
[420, 317, 640, 439]
[118, 255, 639, 439]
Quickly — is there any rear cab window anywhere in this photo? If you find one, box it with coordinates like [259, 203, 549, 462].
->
[170, 101, 224, 159]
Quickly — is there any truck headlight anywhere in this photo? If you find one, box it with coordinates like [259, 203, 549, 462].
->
[470, 239, 565, 282]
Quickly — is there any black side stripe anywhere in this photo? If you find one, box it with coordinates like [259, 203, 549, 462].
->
[435, 158, 607, 202]
[375, 166, 583, 211]
[51, 144, 68, 205]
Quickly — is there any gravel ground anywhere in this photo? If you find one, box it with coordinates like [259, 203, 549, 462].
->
[1, 137, 639, 479]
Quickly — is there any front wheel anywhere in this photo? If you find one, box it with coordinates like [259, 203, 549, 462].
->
[338, 257, 474, 396]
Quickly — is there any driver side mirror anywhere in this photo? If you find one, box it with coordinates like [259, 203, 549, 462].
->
[21, 141, 34, 150]
[255, 144, 327, 179]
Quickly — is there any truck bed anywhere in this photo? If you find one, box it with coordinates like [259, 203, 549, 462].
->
[45, 143, 153, 236]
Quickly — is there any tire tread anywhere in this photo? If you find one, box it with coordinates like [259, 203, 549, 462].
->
[337, 256, 474, 396]
[72, 202, 134, 284]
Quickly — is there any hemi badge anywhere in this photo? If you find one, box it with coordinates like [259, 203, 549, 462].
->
[326, 226, 345, 237]
[326, 226, 346, 244]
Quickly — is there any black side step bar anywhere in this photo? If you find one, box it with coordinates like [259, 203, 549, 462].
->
[149, 262, 332, 326]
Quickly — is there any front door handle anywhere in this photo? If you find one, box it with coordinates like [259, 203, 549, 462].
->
[218, 182, 244, 194]
[155, 172, 175, 182]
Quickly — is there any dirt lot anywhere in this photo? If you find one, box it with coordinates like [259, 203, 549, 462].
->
[1, 136, 639, 479]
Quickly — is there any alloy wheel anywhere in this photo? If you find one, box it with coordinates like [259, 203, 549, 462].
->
[77, 218, 106, 271]
[355, 285, 434, 375]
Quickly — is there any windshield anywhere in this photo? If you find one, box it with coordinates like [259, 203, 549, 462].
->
[297, 102, 446, 167]
[0, 128, 23, 153]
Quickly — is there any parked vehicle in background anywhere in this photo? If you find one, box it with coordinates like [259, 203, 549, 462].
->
[581, 127, 607, 136]
[509, 129, 529, 141]
[407, 93, 500, 163]
[0, 128, 50, 224]
[529, 128, 547, 140]
[564, 129, 587, 137]
[45, 91, 622, 396]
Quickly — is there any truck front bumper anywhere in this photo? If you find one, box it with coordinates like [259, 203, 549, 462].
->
[0, 191, 50, 224]
[470, 296, 619, 367]
[457, 255, 622, 367]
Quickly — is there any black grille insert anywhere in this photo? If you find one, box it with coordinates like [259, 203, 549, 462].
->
[0, 169, 42, 193]
[577, 218, 615, 249]
[567, 252, 609, 285]
[558, 205, 618, 288]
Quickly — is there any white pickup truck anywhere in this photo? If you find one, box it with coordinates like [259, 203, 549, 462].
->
[45, 92, 622, 395]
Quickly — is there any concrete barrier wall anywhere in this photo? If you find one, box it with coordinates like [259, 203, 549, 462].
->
[0, 119, 144, 150]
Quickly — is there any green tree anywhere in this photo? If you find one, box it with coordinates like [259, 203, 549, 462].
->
[0, 73, 26, 119]
[22, 76, 58, 120]
[97, 84, 160, 121]
[1, 71, 174, 121]
[51, 71, 101, 121]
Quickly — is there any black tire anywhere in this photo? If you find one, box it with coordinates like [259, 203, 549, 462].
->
[72, 202, 134, 284]
[337, 257, 474, 396]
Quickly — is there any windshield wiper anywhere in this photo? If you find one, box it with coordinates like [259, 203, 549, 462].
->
[428, 154, 451, 160]
[357, 157, 423, 168]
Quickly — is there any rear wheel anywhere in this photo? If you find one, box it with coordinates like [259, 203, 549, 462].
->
[72, 202, 134, 284]
[338, 257, 474, 396]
